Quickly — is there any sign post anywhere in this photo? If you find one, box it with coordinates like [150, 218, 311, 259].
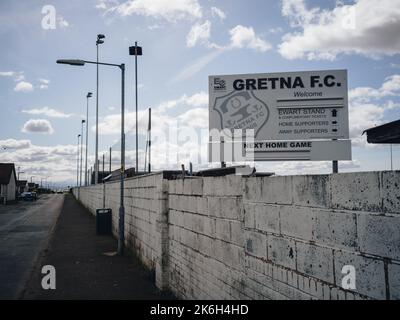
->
[209, 70, 351, 165]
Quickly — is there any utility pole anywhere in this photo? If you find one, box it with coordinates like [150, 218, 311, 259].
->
[102, 153, 105, 181]
[109, 147, 112, 173]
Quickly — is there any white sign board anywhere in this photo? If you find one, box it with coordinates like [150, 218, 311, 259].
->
[208, 70, 351, 161]
[209, 70, 349, 140]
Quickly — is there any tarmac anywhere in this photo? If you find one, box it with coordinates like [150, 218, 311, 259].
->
[22, 194, 175, 300]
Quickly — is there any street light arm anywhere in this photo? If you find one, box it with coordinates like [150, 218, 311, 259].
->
[57, 59, 123, 69]
[83, 60, 123, 68]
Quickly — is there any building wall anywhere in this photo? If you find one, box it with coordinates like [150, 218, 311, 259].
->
[73, 170, 400, 300]
[7, 176, 16, 201]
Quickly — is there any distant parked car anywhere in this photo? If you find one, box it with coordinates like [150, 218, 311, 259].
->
[21, 192, 34, 201]
[31, 192, 38, 201]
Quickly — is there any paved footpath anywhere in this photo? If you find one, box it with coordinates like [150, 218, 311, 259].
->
[22, 194, 174, 300]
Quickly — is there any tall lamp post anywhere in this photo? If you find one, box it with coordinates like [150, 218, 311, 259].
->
[77, 134, 81, 187]
[80, 119, 85, 187]
[129, 42, 142, 173]
[85, 92, 93, 186]
[95, 34, 105, 185]
[57, 58, 125, 255]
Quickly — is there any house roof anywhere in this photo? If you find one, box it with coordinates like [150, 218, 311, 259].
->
[0, 163, 16, 185]
[17, 180, 28, 187]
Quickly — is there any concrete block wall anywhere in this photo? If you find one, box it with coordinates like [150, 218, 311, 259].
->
[242, 171, 400, 300]
[73, 172, 169, 289]
[73, 170, 400, 300]
[168, 175, 245, 299]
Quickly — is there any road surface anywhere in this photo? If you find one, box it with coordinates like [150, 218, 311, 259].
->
[0, 194, 63, 299]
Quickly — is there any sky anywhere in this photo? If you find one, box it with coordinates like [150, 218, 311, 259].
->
[0, 0, 399, 187]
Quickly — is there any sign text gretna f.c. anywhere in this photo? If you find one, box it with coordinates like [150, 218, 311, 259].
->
[232, 74, 342, 91]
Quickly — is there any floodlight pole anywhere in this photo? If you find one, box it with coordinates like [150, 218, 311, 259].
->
[135, 43, 138, 174]
[129, 42, 142, 174]
[148, 107, 151, 173]
[85, 93, 92, 186]
[95, 34, 105, 185]
[80, 120, 85, 187]
[77, 134, 80, 187]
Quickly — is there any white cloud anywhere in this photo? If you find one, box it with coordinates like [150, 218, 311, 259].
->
[349, 75, 400, 102]
[97, 91, 208, 135]
[186, 20, 211, 47]
[0, 71, 15, 77]
[38, 78, 50, 89]
[178, 107, 208, 128]
[211, 7, 226, 21]
[148, 24, 162, 30]
[229, 25, 272, 52]
[0, 139, 78, 184]
[348, 74, 400, 147]
[178, 24, 270, 82]
[1, 70, 25, 82]
[22, 107, 73, 118]
[268, 27, 283, 34]
[104, 0, 202, 22]
[14, 81, 33, 92]
[279, 0, 400, 60]
[13, 72, 25, 82]
[22, 119, 54, 134]
[57, 16, 69, 28]
[0, 139, 31, 150]
[157, 91, 208, 112]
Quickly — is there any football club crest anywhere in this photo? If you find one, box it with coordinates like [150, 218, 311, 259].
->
[213, 90, 269, 138]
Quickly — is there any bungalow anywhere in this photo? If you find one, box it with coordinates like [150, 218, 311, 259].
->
[17, 180, 28, 194]
[0, 163, 17, 204]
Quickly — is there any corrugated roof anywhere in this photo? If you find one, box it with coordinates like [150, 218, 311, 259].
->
[17, 180, 28, 186]
[363, 119, 400, 144]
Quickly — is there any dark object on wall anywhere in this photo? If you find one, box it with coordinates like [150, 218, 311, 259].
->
[96, 208, 112, 235]
[363, 119, 400, 144]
